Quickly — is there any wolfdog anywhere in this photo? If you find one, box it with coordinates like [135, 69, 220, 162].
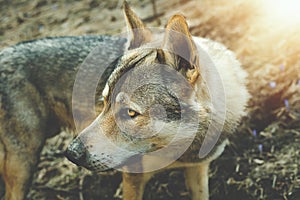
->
[0, 1, 248, 200]
[66, 2, 249, 200]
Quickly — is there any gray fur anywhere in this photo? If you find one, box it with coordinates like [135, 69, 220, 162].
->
[0, 35, 127, 200]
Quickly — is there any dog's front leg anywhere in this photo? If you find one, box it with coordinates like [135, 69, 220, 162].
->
[122, 172, 152, 200]
[184, 162, 210, 200]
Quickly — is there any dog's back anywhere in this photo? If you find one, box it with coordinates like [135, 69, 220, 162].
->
[0, 35, 126, 199]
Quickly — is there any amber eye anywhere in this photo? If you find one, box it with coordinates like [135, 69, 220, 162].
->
[127, 109, 139, 118]
[119, 108, 140, 119]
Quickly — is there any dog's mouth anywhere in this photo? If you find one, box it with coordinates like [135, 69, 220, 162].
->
[91, 154, 141, 172]
[65, 139, 143, 172]
[81, 154, 143, 173]
[65, 149, 115, 172]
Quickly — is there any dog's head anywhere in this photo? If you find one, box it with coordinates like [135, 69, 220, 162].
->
[66, 1, 211, 172]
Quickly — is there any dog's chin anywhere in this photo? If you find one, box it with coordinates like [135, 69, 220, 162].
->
[113, 154, 144, 171]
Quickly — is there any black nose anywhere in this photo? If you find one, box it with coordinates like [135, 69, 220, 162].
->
[65, 137, 87, 166]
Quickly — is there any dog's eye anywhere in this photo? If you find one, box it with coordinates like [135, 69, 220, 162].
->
[127, 109, 140, 118]
[119, 108, 140, 119]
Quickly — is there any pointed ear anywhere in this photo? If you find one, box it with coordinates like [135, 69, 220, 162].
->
[123, 1, 152, 49]
[161, 14, 199, 84]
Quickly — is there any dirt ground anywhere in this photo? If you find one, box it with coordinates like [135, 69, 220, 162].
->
[0, 0, 299, 199]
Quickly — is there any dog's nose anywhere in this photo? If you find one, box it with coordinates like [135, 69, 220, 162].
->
[65, 137, 87, 166]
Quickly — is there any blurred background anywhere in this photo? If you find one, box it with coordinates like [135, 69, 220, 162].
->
[0, 0, 299, 199]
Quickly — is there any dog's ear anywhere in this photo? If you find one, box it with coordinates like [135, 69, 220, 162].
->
[160, 14, 199, 84]
[123, 1, 152, 49]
